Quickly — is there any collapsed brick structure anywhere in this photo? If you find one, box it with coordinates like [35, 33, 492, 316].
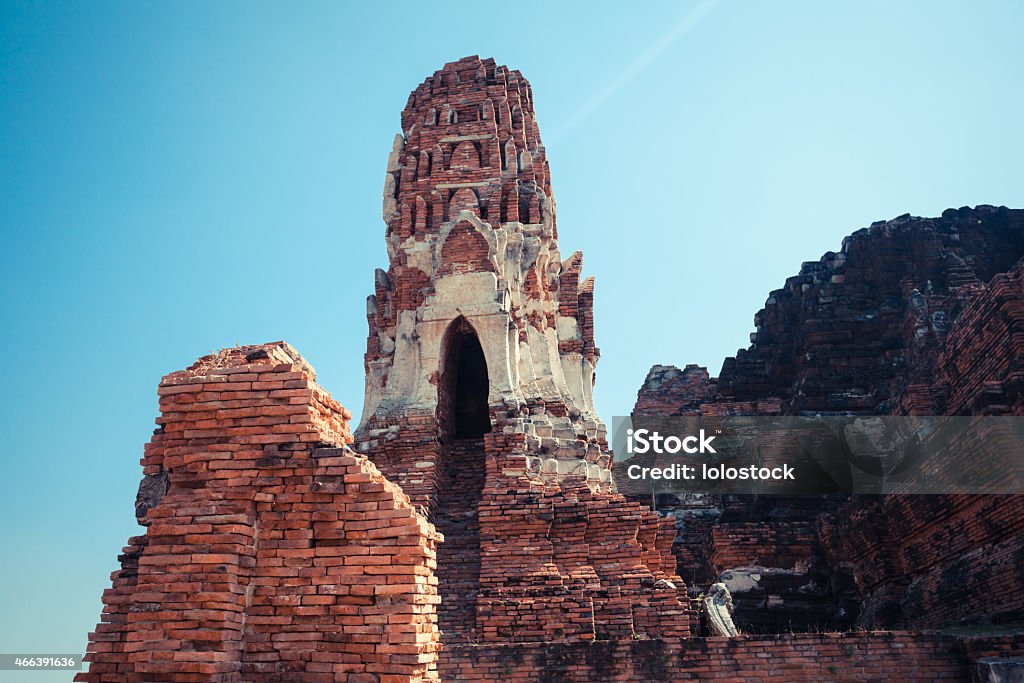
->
[77, 343, 441, 682]
[633, 206, 1024, 634]
[79, 57, 1024, 681]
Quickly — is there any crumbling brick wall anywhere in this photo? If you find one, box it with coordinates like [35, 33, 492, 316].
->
[473, 466, 691, 643]
[827, 493, 1024, 628]
[632, 207, 1024, 632]
[829, 252, 1024, 628]
[77, 343, 440, 683]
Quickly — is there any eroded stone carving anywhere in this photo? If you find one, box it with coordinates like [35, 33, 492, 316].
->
[703, 582, 739, 637]
[134, 471, 168, 523]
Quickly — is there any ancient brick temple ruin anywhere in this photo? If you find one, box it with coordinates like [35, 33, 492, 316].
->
[79, 57, 1023, 681]
[631, 207, 1024, 639]
[355, 56, 688, 649]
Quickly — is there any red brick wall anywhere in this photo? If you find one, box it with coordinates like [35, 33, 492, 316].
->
[437, 222, 493, 277]
[475, 479, 692, 642]
[830, 259, 1024, 628]
[361, 413, 696, 647]
[77, 343, 440, 683]
[707, 522, 821, 574]
[828, 494, 1024, 628]
[631, 207, 1024, 633]
[439, 632, 975, 681]
[930, 265, 1024, 416]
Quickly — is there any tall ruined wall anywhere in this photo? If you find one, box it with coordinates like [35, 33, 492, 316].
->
[633, 206, 1024, 632]
[724, 207, 1024, 411]
[638, 206, 1024, 416]
[357, 56, 694, 649]
[828, 257, 1024, 628]
[77, 343, 440, 683]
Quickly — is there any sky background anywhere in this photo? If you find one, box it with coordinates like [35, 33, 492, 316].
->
[1, 1, 1023, 676]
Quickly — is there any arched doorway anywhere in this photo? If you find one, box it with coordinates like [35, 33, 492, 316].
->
[433, 317, 489, 643]
[438, 317, 492, 440]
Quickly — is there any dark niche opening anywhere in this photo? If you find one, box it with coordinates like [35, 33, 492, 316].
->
[439, 318, 492, 439]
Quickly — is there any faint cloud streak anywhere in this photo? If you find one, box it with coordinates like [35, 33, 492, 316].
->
[548, 0, 720, 143]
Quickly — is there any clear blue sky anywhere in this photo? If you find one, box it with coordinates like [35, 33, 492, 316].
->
[2, 1, 1022, 675]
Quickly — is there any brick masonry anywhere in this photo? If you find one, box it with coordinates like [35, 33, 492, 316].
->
[441, 632, 1024, 682]
[632, 207, 1024, 634]
[76, 343, 441, 682]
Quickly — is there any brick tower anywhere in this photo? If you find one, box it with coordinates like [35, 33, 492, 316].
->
[356, 56, 692, 647]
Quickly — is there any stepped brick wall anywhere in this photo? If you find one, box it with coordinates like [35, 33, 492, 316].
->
[77, 343, 441, 683]
[632, 206, 1024, 633]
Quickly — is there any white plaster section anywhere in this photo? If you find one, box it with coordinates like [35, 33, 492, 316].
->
[556, 316, 578, 341]
[581, 359, 596, 413]
[382, 134, 403, 223]
[559, 351, 586, 413]
[432, 272, 500, 312]
[359, 207, 609, 489]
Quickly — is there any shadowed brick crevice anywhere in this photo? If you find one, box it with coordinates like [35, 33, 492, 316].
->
[433, 438, 485, 643]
